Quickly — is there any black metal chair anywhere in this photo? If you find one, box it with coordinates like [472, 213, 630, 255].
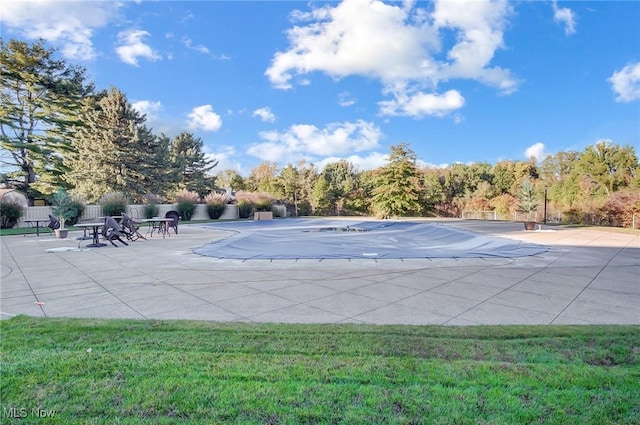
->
[165, 210, 179, 235]
[102, 216, 129, 247]
[121, 213, 145, 241]
[47, 215, 60, 230]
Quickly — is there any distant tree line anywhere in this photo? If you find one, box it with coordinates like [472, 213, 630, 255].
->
[2, 39, 639, 227]
[221, 142, 639, 227]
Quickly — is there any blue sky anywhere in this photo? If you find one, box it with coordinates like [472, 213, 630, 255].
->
[2, 0, 639, 176]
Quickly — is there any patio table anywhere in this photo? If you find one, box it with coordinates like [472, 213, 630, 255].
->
[140, 218, 174, 238]
[75, 222, 107, 248]
[22, 219, 52, 236]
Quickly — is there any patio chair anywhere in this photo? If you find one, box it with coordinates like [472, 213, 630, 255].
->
[165, 210, 180, 235]
[47, 215, 60, 230]
[101, 216, 129, 247]
[121, 213, 146, 241]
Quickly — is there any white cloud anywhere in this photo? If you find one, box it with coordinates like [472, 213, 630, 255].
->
[131, 100, 163, 121]
[252, 107, 276, 123]
[0, 0, 121, 60]
[265, 0, 519, 106]
[378, 89, 465, 117]
[180, 11, 195, 24]
[338, 92, 357, 107]
[116, 29, 162, 66]
[187, 105, 222, 131]
[525, 142, 547, 162]
[318, 151, 388, 171]
[552, 1, 576, 35]
[432, 0, 518, 94]
[181, 36, 210, 54]
[204, 146, 244, 175]
[609, 62, 640, 103]
[266, 0, 440, 90]
[247, 120, 382, 163]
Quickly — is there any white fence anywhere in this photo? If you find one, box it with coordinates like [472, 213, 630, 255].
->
[18, 203, 239, 226]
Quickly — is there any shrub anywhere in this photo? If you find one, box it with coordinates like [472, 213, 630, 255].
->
[100, 192, 128, 217]
[142, 194, 163, 219]
[0, 200, 24, 229]
[272, 204, 286, 218]
[174, 189, 200, 203]
[600, 189, 640, 228]
[206, 203, 226, 219]
[143, 203, 160, 219]
[235, 191, 254, 219]
[253, 192, 275, 211]
[177, 200, 196, 221]
[204, 192, 228, 219]
[562, 208, 585, 225]
[51, 188, 79, 229]
[66, 195, 85, 226]
[237, 200, 253, 219]
[175, 190, 200, 221]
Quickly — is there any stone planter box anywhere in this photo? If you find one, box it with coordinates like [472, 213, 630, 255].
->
[254, 211, 273, 220]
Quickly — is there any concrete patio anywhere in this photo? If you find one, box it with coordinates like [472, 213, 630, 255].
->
[1, 219, 638, 325]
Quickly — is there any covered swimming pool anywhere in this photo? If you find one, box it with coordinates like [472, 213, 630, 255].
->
[194, 219, 547, 260]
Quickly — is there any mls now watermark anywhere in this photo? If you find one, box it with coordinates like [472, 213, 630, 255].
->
[3, 407, 57, 419]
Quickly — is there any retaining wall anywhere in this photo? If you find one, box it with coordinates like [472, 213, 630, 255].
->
[18, 204, 239, 226]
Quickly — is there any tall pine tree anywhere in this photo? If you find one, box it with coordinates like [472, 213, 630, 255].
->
[168, 132, 217, 198]
[64, 88, 169, 202]
[0, 38, 92, 202]
[370, 143, 422, 218]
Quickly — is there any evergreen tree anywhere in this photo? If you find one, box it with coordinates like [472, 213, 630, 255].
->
[311, 175, 331, 215]
[322, 160, 357, 215]
[419, 168, 444, 215]
[279, 163, 301, 216]
[296, 160, 319, 216]
[0, 38, 92, 202]
[370, 144, 422, 218]
[169, 132, 217, 198]
[64, 88, 169, 203]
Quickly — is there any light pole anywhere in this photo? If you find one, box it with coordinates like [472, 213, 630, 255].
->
[543, 187, 548, 225]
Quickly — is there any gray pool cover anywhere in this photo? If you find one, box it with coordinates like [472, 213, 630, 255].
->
[194, 219, 547, 260]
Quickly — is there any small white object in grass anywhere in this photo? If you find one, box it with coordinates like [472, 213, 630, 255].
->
[87, 348, 92, 353]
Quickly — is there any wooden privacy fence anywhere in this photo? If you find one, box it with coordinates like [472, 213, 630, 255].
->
[18, 204, 240, 226]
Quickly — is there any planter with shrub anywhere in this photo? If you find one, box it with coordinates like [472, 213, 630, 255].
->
[234, 191, 254, 219]
[517, 180, 539, 230]
[253, 192, 275, 212]
[175, 189, 199, 221]
[142, 194, 163, 219]
[204, 192, 228, 219]
[51, 188, 78, 238]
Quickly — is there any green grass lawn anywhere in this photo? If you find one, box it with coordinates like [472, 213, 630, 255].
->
[1, 316, 638, 424]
